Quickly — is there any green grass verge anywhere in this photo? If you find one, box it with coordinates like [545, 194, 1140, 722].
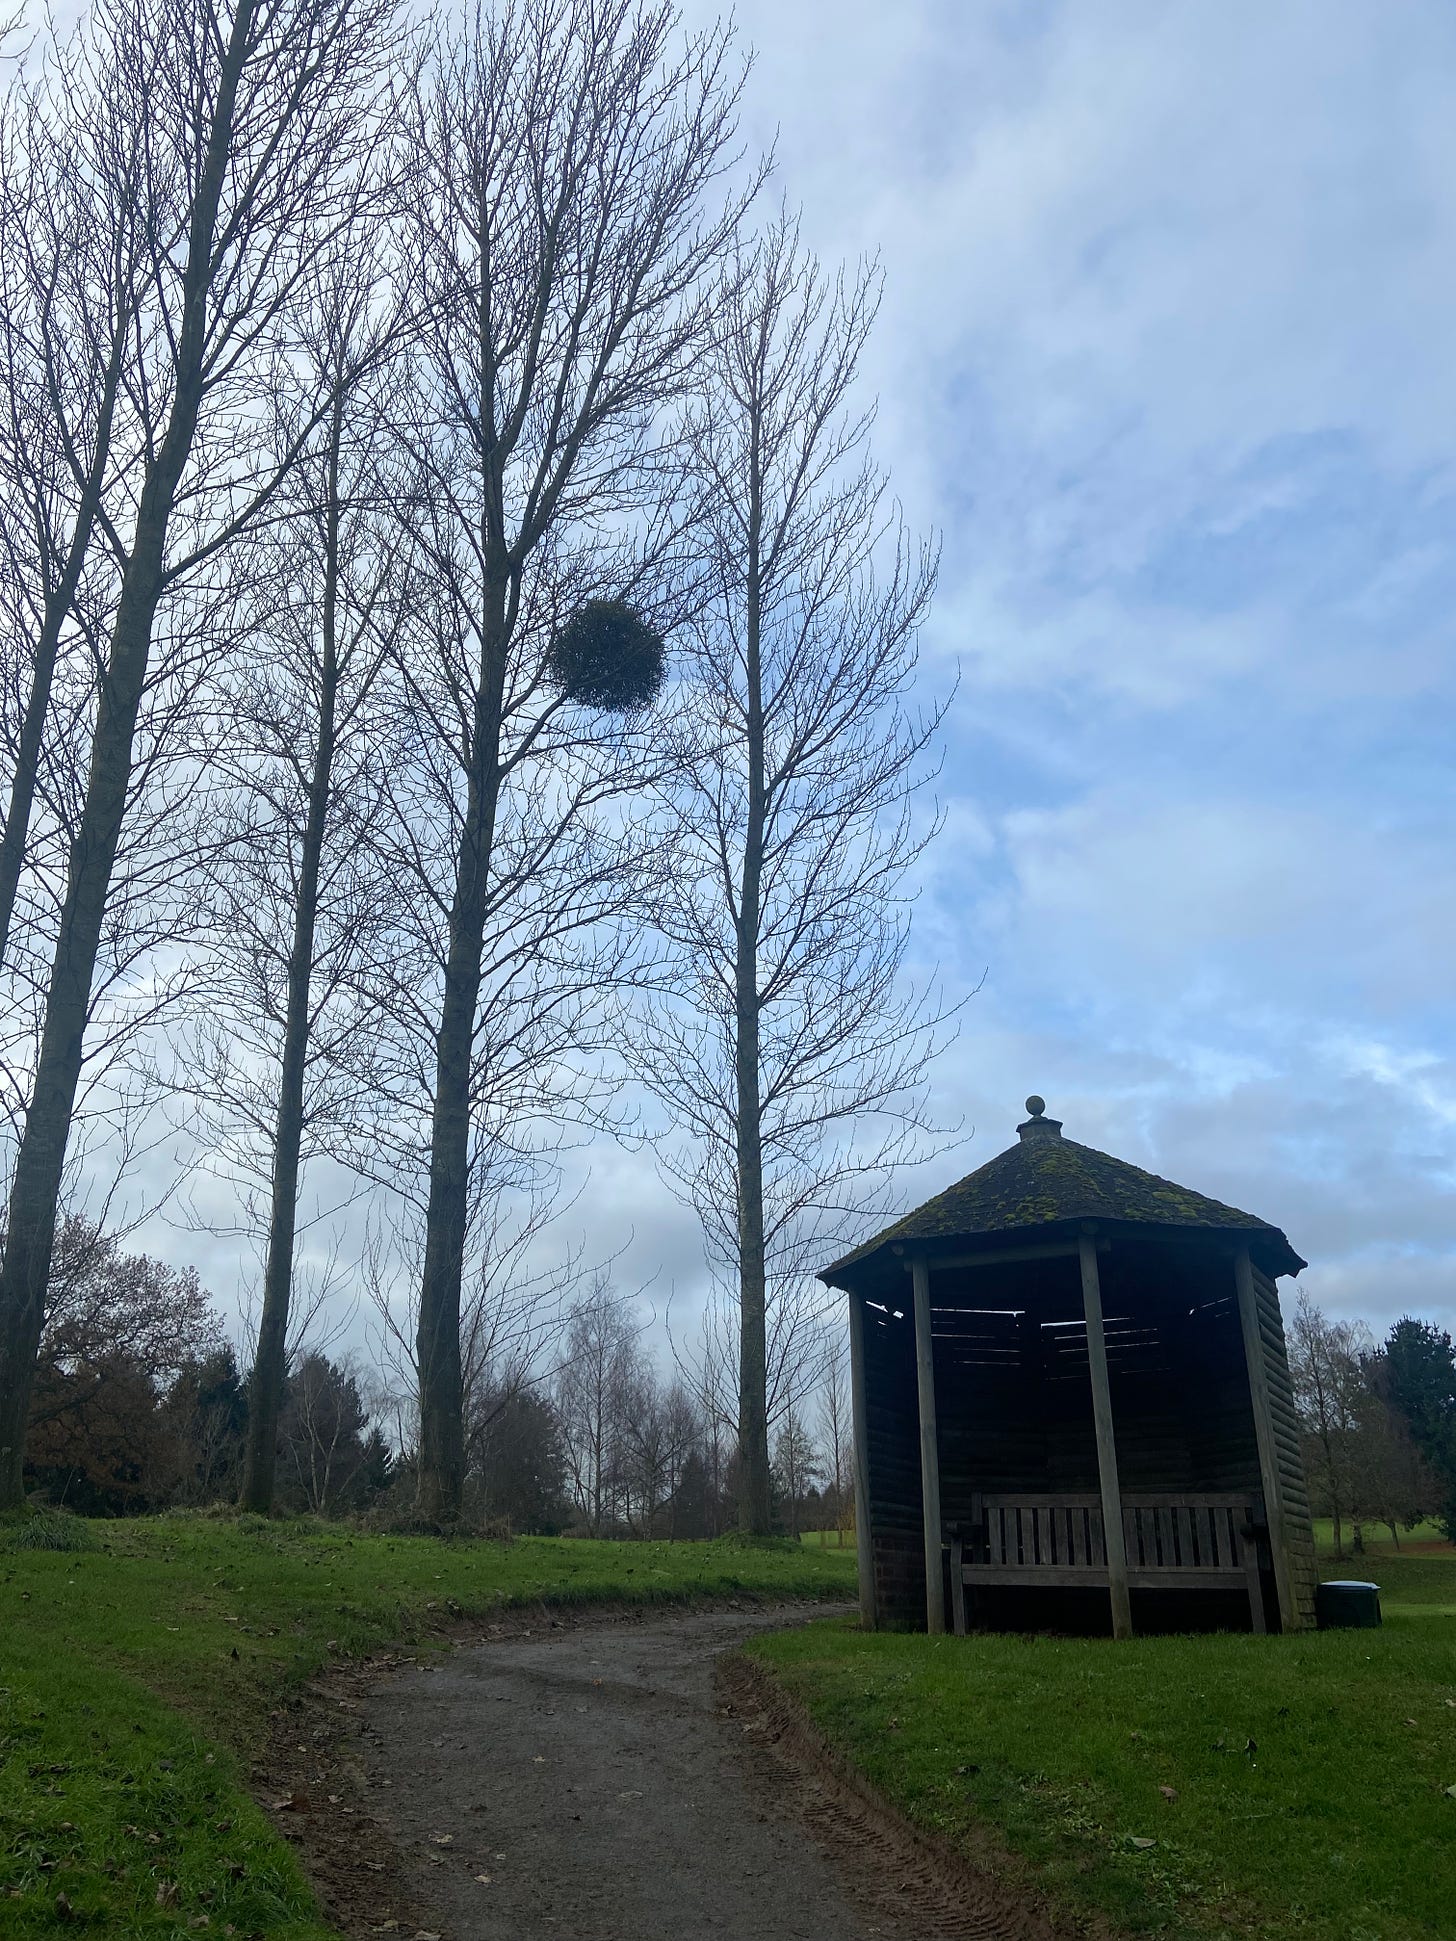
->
[751, 1606, 1456, 1941]
[1, 1513, 855, 1937]
[1310, 1517, 1449, 1556]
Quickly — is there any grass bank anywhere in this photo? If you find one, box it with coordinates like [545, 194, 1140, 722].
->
[751, 1540, 1456, 1941]
[1, 1514, 856, 1936]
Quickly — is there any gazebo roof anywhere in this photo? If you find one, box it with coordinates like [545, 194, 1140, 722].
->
[821, 1097, 1306, 1284]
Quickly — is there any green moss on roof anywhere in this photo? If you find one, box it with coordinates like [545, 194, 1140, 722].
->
[824, 1128, 1305, 1278]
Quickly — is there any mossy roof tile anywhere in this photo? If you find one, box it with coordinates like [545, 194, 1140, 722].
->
[823, 1125, 1305, 1280]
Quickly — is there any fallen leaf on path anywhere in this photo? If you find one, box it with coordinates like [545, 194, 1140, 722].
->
[475, 1873, 492, 1885]
[267, 1791, 310, 1813]
[430, 1833, 453, 1846]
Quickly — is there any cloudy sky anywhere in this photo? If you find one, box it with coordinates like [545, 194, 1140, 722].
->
[131, 1, 1454, 1353]
[658, 0, 1456, 1337]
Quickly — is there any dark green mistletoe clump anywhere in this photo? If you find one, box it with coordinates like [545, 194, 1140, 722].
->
[547, 598, 666, 713]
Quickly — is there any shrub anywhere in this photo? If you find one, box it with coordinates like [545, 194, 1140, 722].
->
[0, 1506, 98, 1552]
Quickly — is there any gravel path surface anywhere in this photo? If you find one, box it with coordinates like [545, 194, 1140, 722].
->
[355, 1603, 955, 1941]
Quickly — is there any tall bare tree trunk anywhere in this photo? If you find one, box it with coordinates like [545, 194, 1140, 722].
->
[734, 428, 771, 1535]
[0, 4, 257, 1509]
[631, 216, 945, 1550]
[240, 401, 346, 1514]
[0, 366, 120, 971]
[415, 573, 508, 1526]
[398, 5, 749, 1527]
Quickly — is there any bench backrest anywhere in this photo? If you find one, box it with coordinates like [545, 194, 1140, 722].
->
[961, 1492, 1259, 1576]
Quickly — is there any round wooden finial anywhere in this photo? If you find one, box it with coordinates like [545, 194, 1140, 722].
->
[1025, 1094, 1045, 1118]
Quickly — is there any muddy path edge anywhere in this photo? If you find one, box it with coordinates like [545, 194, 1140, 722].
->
[721, 1648, 1106, 1941]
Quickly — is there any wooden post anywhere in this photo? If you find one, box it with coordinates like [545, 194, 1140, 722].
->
[846, 1289, 878, 1630]
[1079, 1234, 1132, 1639]
[1234, 1243, 1295, 1631]
[910, 1255, 944, 1634]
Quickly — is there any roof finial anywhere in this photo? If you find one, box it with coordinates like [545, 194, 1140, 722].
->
[1018, 1094, 1062, 1140]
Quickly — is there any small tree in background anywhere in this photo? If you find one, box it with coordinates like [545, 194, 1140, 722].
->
[165, 1348, 249, 1506]
[24, 1217, 227, 1511]
[771, 1398, 821, 1540]
[469, 1387, 569, 1534]
[276, 1353, 387, 1516]
[1383, 1316, 1456, 1541]
[1289, 1292, 1369, 1555]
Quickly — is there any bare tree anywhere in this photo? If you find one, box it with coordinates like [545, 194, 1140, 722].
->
[637, 213, 949, 1532]
[0, 0, 401, 1509]
[1289, 1292, 1372, 1557]
[365, 1181, 614, 1488]
[277, 1350, 380, 1515]
[817, 1326, 853, 1545]
[387, 0, 756, 1524]
[771, 1393, 820, 1539]
[0, 68, 128, 979]
[188, 238, 409, 1514]
[554, 1277, 646, 1536]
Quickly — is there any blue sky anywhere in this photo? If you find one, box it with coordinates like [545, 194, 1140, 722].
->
[115, 1, 1454, 1355]
[650, 0, 1456, 1334]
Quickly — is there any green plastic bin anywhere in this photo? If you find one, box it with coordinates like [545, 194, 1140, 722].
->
[1315, 1580, 1381, 1629]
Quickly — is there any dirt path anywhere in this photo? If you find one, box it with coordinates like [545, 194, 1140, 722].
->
[274, 1602, 1056, 1941]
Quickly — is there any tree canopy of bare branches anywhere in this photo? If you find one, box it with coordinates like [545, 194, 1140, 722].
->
[191, 235, 410, 1514]
[383, 0, 757, 1524]
[0, 0, 403, 1510]
[635, 214, 950, 1532]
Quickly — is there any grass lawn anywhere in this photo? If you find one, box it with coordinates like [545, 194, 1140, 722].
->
[751, 1535, 1456, 1941]
[798, 1527, 853, 1549]
[0, 1513, 855, 1937]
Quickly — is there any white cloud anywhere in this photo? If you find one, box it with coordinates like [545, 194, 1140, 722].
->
[69, 1, 1456, 1366]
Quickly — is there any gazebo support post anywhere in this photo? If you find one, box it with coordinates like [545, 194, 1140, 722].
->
[910, 1255, 945, 1634]
[1079, 1233, 1132, 1639]
[846, 1289, 878, 1629]
[1233, 1242, 1294, 1631]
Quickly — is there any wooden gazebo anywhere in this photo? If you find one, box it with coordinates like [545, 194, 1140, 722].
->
[822, 1099, 1318, 1637]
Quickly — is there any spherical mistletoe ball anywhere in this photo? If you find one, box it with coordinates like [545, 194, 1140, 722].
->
[547, 598, 666, 714]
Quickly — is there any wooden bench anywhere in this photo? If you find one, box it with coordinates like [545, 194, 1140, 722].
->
[947, 1492, 1266, 1635]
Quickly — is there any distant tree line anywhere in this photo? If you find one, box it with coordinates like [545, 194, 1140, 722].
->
[1289, 1292, 1456, 1555]
[19, 1213, 859, 1538]
[24, 1215, 393, 1517]
[0, 0, 949, 1532]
